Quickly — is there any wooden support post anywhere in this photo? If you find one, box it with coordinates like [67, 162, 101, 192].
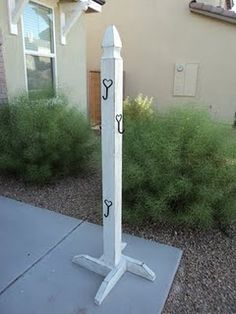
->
[73, 25, 156, 306]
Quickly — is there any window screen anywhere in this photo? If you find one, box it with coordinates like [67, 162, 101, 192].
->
[23, 2, 54, 54]
[23, 1, 55, 96]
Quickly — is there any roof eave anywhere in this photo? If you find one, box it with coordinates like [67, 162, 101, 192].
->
[189, 1, 236, 25]
[92, 0, 105, 5]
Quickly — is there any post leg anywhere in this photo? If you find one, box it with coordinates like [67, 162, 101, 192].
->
[72, 255, 111, 277]
[125, 256, 156, 282]
[94, 259, 126, 305]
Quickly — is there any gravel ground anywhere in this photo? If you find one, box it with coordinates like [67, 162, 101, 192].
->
[0, 173, 235, 314]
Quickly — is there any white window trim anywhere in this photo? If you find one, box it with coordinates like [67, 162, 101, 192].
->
[21, 0, 58, 94]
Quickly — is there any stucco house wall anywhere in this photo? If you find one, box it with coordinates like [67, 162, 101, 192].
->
[0, 0, 88, 112]
[86, 0, 236, 121]
[0, 30, 8, 104]
[203, 0, 223, 5]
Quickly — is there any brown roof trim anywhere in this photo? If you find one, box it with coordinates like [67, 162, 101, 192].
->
[189, 1, 236, 25]
[93, 0, 105, 5]
[60, 0, 105, 5]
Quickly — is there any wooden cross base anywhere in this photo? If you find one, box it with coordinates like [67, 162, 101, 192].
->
[72, 253, 156, 305]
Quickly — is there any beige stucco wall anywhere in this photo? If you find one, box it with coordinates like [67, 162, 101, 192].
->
[203, 0, 223, 6]
[86, 0, 236, 122]
[0, 2, 26, 96]
[56, 7, 87, 112]
[0, 0, 87, 112]
[0, 29, 8, 103]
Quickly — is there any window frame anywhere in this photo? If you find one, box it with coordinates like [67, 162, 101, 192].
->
[21, 0, 58, 95]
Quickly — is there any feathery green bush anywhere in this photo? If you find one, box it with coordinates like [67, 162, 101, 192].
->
[124, 94, 154, 120]
[0, 95, 97, 183]
[123, 99, 236, 228]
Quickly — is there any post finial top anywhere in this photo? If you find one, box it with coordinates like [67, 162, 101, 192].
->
[102, 25, 122, 49]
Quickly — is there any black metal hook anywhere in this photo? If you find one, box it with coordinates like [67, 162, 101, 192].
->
[102, 79, 113, 100]
[115, 114, 125, 134]
[104, 199, 112, 218]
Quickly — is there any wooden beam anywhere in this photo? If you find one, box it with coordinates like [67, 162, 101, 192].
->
[60, 0, 102, 45]
[63, 0, 89, 36]
[12, 0, 29, 24]
[7, 0, 29, 35]
[87, 0, 102, 13]
[60, 0, 90, 45]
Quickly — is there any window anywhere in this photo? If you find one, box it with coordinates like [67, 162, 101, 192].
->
[23, 1, 56, 97]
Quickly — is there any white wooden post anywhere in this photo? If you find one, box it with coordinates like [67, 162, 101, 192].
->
[73, 25, 156, 306]
[101, 25, 123, 268]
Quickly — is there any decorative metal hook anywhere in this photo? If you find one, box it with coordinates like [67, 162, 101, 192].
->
[102, 79, 113, 100]
[115, 114, 125, 134]
[104, 199, 112, 218]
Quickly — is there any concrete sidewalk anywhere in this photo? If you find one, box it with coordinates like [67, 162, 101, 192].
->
[0, 196, 182, 314]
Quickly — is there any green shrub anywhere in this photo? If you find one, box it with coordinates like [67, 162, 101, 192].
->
[124, 94, 154, 120]
[123, 101, 236, 228]
[0, 95, 98, 183]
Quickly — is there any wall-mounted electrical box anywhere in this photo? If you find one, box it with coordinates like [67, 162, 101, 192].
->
[173, 63, 199, 97]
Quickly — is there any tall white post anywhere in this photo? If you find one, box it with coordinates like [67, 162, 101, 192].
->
[73, 25, 156, 306]
[101, 26, 123, 268]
